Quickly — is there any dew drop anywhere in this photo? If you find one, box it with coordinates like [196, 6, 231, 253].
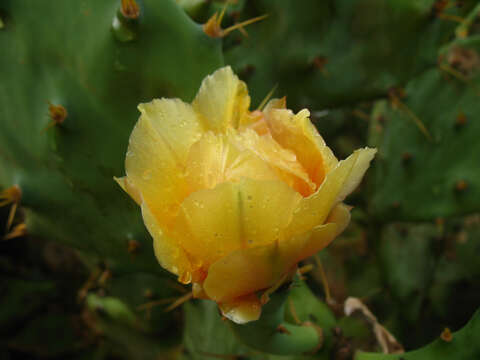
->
[111, 10, 138, 43]
[193, 200, 204, 208]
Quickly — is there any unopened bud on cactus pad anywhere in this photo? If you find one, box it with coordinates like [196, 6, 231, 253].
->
[115, 66, 376, 323]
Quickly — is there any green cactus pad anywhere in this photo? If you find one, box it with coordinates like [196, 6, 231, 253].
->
[183, 279, 336, 359]
[224, 0, 473, 109]
[0, 0, 223, 273]
[369, 36, 480, 221]
[356, 308, 480, 360]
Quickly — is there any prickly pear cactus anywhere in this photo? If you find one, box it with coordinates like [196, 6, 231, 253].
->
[356, 308, 480, 360]
[369, 36, 480, 221]
[0, 0, 223, 273]
[2, 0, 480, 359]
[222, 0, 477, 109]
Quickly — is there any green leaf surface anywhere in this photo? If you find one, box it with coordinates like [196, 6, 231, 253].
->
[356, 308, 480, 360]
[0, 276, 55, 332]
[369, 36, 480, 221]
[7, 312, 80, 357]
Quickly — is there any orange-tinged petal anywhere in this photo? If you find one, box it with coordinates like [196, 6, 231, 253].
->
[203, 223, 338, 303]
[238, 98, 286, 133]
[172, 179, 302, 270]
[192, 66, 250, 132]
[285, 148, 376, 239]
[299, 223, 340, 259]
[184, 131, 280, 193]
[125, 98, 204, 225]
[233, 128, 316, 196]
[141, 202, 192, 283]
[264, 107, 338, 185]
[242, 111, 268, 135]
[219, 294, 262, 324]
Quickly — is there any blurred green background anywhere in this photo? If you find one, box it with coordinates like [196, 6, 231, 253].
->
[1, 0, 480, 359]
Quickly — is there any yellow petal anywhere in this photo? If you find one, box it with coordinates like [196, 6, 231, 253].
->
[238, 97, 286, 133]
[326, 203, 352, 237]
[263, 97, 287, 112]
[236, 179, 302, 244]
[285, 148, 376, 239]
[299, 223, 339, 259]
[141, 202, 192, 284]
[137, 98, 206, 162]
[219, 294, 262, 324]
[265, 107, 338, 185]
[184, 131, 280, 193]
[192, 283, 209, 299]
[233, 128, 317, 196]
[192, 66, 250, 132]
[172, 179, 302, 270]
[125, 98, 204, 225]
[114, 176, 141, 204]
[335, 148, 377, 202]
[203, 223, 338, 303]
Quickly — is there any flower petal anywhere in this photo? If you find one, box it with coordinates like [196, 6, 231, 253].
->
[335, 148, 377, 202]
[137, 98, 206, 162]
[114, 176, 141, 204]
[219, 294, 262, 324]
[265, 107, 338, 186]
[192, 66, 250, 132]
[125, 98, 204, 225]
[326, 203, 352, 237]
[141, 202, 192, 284]
[233, 128, 317, 196]
[203, 223, 338, 303]
[263, 97, 287, 112]
[184, 131, 281, 193]
[284, 148, 376, 239]
[172, 179, 302, 270]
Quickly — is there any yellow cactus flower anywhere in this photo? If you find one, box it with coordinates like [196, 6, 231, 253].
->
[115, 66, 376, 324]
